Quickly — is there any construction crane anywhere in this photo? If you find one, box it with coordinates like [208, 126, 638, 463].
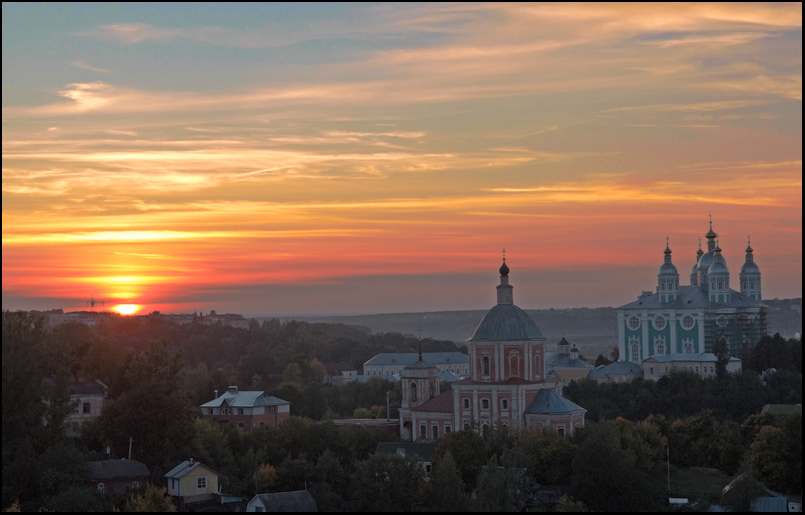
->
[87, 294, 105, 308]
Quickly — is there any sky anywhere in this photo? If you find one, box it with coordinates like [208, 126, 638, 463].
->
[2, 2, 802, 317]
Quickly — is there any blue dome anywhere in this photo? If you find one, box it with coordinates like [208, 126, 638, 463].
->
[468, 304, 545, 342]
[697, 252, 714, 272]
[659, 262, 678, 275]
[708, 258, 729, 276]
[741, 261, 760, 275]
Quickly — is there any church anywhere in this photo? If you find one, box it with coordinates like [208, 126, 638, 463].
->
[616, 221, 767, 364]
[397, 256, 586, 441]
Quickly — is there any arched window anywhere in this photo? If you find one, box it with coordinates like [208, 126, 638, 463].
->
[630, 343, 640, 362]
[482, 356, 490, 376]
[463, 398, 470, 409]
[433, 425, 439, 440]
[463, 422, 471, 430]
[97, 483, 105, 494]
[419, 425, 426, 440]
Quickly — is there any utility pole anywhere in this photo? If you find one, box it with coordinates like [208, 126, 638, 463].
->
[386, 391, 390, 421]
[128, 437, 133, 460]
[667, 446, 671, 496]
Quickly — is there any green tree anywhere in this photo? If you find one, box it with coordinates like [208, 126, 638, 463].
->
[423, 450, 470, 512]
[557, 494, 588, 512]
[434, 430, 487, 492]
[473, 455, 521, 512]
[348, 453, 425, 512]
[749, 414, 802, 494]
[120, 484, 176, 512]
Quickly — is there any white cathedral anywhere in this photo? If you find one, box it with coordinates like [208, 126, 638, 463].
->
[617, 221, 767, 363]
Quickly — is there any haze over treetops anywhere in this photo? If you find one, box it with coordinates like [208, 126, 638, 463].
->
[2, 3, 801, 316]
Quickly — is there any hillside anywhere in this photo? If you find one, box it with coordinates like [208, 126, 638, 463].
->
[275, 298, 801, 361]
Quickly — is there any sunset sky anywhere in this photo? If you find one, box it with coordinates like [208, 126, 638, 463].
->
[2, 2, 802, 317]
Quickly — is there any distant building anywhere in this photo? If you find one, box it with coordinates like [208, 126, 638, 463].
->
[200, 386, 290, 430]
[42, 378, 108, 438]
[376, 441, 439, 477]
[545, 337, 595, 385]
[323, 362, 358, 385]
[364, 352, 469, 378]
[246, 490, 317, 512]
[398, 257, 586, 440]
[641, 352, 741, 380]
[587, 360, 644, 384]
[617, 221, 767, 364]
[87, 459, 150, 497]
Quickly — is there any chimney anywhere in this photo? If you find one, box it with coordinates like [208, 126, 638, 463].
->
[227, 385, 238, 394]
[190, 457, 194, 464]
[213, 389, 218, 400]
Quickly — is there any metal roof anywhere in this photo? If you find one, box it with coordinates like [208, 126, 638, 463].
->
[87, 459, 149, 481]
[643, 353, 741, 363]
[164, 459, 218, 479]
[524, 389, 586, 415]
[199, 391, 289, 409]
[546, 352, 595, 369]
[587, 361, 643, 378]
[467, 304, 545, 342]
[251, 491, 318, 512]
[617, 285, 766, 310]
[411, 390, 454, 413]
[363, 352, 468, 367]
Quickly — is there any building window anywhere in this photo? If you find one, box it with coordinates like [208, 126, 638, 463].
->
[197, 477, 206, 489]
[98, 483, 105, 494]
[652, 315, 667, 331]
[716, 315, 728, 328]
[630, 342, 640, 363]
[131, 481, 140, 489]
[83, 402, 91, 414]
[445, 425, 451, 433]
[681, 314, 695, 330]
[238, 422, 244, 428]
[420, 425, 426, 440]
[482, 356, 490, 376]
[410, 383, 417, 402]
[433, 425, 439, 440]
[627, 315, 641, 330]
[737, 313, 749, 327]
[208, 408, 213, 415]
[238, 408, 244, 415]
[463, 422, 471, 430]
[481, 399, 490, 410]
[557, 427, 565, 437]
[463, 398, 470, 409]
[501, 399, 508, 410]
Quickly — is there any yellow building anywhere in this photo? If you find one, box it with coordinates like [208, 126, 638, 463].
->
[164, 459, 219, 506]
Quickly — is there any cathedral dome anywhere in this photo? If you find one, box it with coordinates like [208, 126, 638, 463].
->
[659, 262, 678, 275]
[468, 304, 544, 342]
[697, 251, 714, 273]
[741, 261, 760, 275]
[499, 260, 510, 277]
[708, 250, 729, 276]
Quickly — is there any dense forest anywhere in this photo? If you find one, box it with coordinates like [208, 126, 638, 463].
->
[2, 310, 801, 512]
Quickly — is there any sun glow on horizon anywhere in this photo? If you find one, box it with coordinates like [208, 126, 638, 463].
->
[113, 304, 141, 315]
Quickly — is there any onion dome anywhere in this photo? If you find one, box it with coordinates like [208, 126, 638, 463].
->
[705, 220, 717, 240]
[659, 241, 678, 275]
[499, 259, 509, 277]
[708, 242, 729, 276]
[741, 237, 760, 275]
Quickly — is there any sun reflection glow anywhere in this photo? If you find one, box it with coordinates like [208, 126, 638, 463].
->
[114, 304, 140, 315]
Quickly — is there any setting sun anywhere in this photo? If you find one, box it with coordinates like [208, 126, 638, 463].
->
[113, 304, 141, 316]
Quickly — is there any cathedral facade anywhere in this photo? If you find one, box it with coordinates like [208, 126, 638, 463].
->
[397, 257, 586, 441]
[617, 221, 767, 363]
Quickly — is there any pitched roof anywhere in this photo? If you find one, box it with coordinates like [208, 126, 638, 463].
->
[617, 284, 766, 310]
[411, 390, 454, 413]
[251, 490, 317, 512]
[164, 460, 217, 479]
[525, 389, 586, 415]
[587, 361, 643, 378]
[363, 352, 468, 367]
[643, 353, 741, 364]
[546, 352, 595, 369]
[87, 459, 149, 481]
[199, 390, 289, 409]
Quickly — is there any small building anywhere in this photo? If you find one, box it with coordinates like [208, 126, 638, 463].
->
[324, 362, 358, 386]
[376, 441, 439, 477]
[42, 378, 108, 438]
[200, 386, 290, 430]
[364, 352, 469, 378]
[246, 490, 318, 512]
[523, 388, 587, 436]
[164, 459, 219, 506]
[86, 459, 150, 497]
[587, 360, 644, 384]
[545, 337, 595, 386]
[642, 352, 741, 380]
